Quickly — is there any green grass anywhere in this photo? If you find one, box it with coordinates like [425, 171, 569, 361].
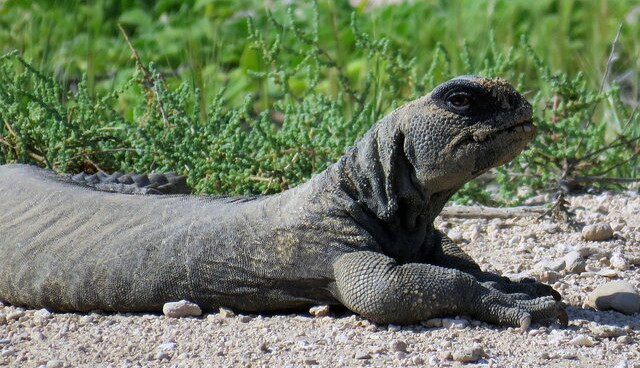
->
[0, 0, 638, 203]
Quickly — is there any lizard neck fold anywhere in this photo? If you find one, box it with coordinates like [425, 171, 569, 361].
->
[325, 113, 457, 263]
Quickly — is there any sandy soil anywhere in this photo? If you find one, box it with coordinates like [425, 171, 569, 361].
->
[1, 192, 639, 368]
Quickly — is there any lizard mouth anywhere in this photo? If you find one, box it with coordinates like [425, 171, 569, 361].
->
[471, 120, 536, 143]
[450, 120, 536, 149]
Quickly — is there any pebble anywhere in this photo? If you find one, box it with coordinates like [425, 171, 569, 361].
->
[585, 265, 618, 278]
[616, 335, 633, 345]
[395, 351, 407, 360]
[421, 318, 443, 328]
[34, 309, 52, 320]
[569, 334, 595, 346]
[542, 223, 560, 234]
[582, 222, 614, 241]
[610, 252, 629, 271]
[537, 270, 560, 283]
[451, 344, 484, 362]
[6, 310, 25, 321]
[162, 300, 202, 318]
[0, 338, 10, 345]
[442, 318, 469, 329]
[448, 229, 463, 243]
[0, 313, 6, 325]
[587, 280, 640, 314]
[79, 315, 94, 324]
[303, 358, 319, 365]
[309, 305, 330, 317]
[387, 324, 402, 332]
[354, 351, 371, 360]
[589, 324, 625, 338]
[564, 251, 586, 273]
[390, 340, 408, 352]
[46, 360, 64, 368]
[218, 307, 236, 318]
[534, 259, 566, 272]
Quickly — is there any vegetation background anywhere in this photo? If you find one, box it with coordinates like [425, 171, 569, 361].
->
[0, 0, 637, 204]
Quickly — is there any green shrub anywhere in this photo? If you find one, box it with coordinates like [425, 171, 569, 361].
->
[0, 1, 637, 203]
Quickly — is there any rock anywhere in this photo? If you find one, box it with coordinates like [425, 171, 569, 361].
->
[390, 340, 408, 352]
[564, 251, 586, 273]
[395, 351, 407, 360]
[0, 338, 10, 345]
[452, 344, 484, 363]
[421, 318, 443, 328]
[582, 222, 614, 241]
[569, 334, 595, 346]
[46, 360, 65, 368]
[534, 259, 566, 272]
[239, 315, 253, 323]
[303, 358, 319, 365]
[354, 351, 371, 360]
[589, 325, 625, 338]
[0, 313, 6, 326]
[34, 309, 52, 320]
[6, 310, 25, 321]
[162, 300, 202, 318]
[442, 318, 469, 329]
[610, 252, 629, 271]
[587, 280, 640, 314]
[218, 307, 236, 318]
[448, 229, 463, 243]
[79, 315, 94, 324]
[308, 305, 330, 317]
[387, 324, 401, 332]
[616, 335, 633, 345]
[537, 270, 560, 283]
[585, 265, 618, 278]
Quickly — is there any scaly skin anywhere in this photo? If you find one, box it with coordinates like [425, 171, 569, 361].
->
[0, 76, 565, 329]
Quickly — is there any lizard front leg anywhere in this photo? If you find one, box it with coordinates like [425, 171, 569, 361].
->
[428, 230, 562, 301]
[332, 251, 562, 329]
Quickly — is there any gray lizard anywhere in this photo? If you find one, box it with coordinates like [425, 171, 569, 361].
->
[0, 76, 565, 329]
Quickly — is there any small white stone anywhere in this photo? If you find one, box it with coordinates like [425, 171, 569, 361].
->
[569, 334, 595, 346]
[582, 222, 614, 241]
[46, 360, 65, 368]
[442, 318, 468, 329]
[452, 344, 483, 362]
[79, 315, 94, 324]
[388, 324, 402, 332]
[218, 307, 236, 318]
[34, 309, 52, 319]
[158, 342, 177, 351]
[309, 305, 330, 317]
[610, 252, 629, 271]
[534, 259, 566, 272]
[447, 229, 463, 243]
[6, 310, 25, 321]
[390, 339, 408, 352]
[508, 236, 520, 246]
[162, 300, 202, 318]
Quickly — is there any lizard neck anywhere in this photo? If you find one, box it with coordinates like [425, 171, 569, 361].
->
[324, 112, 458, 263]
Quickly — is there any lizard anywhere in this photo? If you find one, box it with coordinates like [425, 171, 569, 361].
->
[0, 76, 566, 329]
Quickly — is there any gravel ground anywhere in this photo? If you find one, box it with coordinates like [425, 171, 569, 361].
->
[1, 192, 639, 368]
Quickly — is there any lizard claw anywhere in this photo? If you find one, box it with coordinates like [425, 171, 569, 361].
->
[519, 314, 532, 333]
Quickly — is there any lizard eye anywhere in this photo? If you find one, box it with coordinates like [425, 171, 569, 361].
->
[446, 92, 472, 111]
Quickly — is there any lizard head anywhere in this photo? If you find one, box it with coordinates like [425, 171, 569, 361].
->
[403, 75, 535, 192]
